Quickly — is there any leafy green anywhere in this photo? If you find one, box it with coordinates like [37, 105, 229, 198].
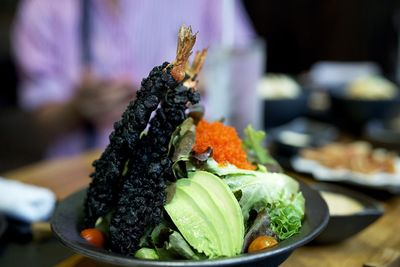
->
[268, 192, 305, 240]
[147, 222, 202, 260]
[150, 222, 171, 247]
[94, 212, 113, 237]
[242, 125, 281, 172]
[243, 125, 268, 163]
[242, 208, 276, 252]
[134, 221, 204, 260]
[138, 226, 153, 247]
[168, 117, 195, 157]
[168, 118, 196, 178]
[134, 248, 159, 260]
[222, 172, 305, 240]
[154, 232, 201, 260]
[204, 158, 264, 176]
[164, 231, 202, 260]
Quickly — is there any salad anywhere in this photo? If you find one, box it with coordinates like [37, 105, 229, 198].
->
[81, 25, 305, 260]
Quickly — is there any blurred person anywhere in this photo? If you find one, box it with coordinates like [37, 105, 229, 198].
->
[12, 0, 254, 158]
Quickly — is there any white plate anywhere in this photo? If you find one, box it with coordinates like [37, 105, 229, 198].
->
[291, 156, 400, 193]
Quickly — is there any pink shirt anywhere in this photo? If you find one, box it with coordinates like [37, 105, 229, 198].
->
[13, 0, 254, 157]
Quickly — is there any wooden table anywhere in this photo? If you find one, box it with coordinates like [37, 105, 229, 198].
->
[3, 150, 400, 267]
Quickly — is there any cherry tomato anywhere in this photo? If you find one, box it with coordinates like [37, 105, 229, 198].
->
[80, 228, 105, 248]
[248, 236, 278, 253]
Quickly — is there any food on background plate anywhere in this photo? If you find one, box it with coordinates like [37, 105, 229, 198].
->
[346, 76, 398, 100]
[301, 142, 396, 174]
[81, 25, 305, 260]
[257, 74, 301, 99]
[292, 141, 400, 189]
[320, 191, 364, 216]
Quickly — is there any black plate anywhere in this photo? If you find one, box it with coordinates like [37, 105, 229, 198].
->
[311, 183, 384, 244]
[51, 183, 329, 267]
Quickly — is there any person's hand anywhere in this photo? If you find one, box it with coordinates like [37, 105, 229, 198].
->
[73, 70, 135, 127]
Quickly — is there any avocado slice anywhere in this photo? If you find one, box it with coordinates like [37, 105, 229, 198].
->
[164, 171, 244, 258]
[190, 171, 244, 254]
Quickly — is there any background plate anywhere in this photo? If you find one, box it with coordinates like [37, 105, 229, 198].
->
[292, 156, 400, 194]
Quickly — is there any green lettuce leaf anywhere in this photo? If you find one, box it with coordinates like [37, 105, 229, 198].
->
[154, 230, 202, 260]
[134, 248, 159, 260]
[268, 192, 305, 240]
[168, 118, 197, 178]
[222, 172, 305, 240]
[242, 125, 282, 172]
[145, 221, 202, 260]
[204, 158, 264, 176]
[164, 231, 202, 260]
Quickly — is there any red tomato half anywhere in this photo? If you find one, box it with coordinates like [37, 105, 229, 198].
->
[80, 228, 105, 248]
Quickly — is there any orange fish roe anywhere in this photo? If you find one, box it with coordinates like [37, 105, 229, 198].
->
[193, 119, 256, 170]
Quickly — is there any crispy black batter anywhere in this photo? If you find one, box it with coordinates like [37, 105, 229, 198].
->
[109, 84, 200, 255]
[83, 62, 178, 227]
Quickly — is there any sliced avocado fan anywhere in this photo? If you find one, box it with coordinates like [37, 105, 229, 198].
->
[164, 171, 244, 258]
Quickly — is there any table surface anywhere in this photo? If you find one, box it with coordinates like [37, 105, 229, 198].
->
[2, 150, 400, 267]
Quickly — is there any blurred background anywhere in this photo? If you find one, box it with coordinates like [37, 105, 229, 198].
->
[1, 0, 400, 172]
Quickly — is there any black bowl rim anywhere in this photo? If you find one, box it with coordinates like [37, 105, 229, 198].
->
[329, 88, 400, 103]
[263, 89, 310, 102]
[310, 182, 385, 217]
[51, 182, 329, 267]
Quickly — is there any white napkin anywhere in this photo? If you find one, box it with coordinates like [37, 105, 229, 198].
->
[0, 177, 56, 223]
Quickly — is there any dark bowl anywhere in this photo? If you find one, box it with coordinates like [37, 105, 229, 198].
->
[311, 183, 384, 244]
[51, 182, 329, 267]
[263, 90, 310, 129]
[329, 87, 400, 134]
[365, 120, 400, 152]
[268, 117, 338, 158]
